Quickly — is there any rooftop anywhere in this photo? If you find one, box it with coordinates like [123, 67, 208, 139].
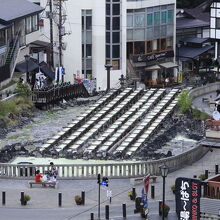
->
[0, 0, 43, 23]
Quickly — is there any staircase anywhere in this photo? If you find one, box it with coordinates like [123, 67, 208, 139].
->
[126, 58, 140, 85]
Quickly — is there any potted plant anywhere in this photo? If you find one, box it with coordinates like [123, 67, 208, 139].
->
[198, 174, 206, 181]
[74, 195, 82, 205]
[171, 184, 176, 194]
[20, 194, 31, 205]
[159, 203, 170, 217]
[127, 191, 137, 200]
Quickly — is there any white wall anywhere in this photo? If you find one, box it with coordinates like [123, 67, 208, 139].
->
[62, 0, 126, 90]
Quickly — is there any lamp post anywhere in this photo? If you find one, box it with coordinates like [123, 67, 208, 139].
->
[24, 55, 30, 83]
[159, 164, 169, 220]
[105, 64, 112, 91]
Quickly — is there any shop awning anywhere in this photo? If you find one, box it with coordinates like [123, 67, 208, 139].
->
[145, 65, 161, 71]
[159, 62, 178, 69]
[178, 45, 214, 59]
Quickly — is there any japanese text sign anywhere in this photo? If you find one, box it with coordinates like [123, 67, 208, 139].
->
[175, 177, 201, 220]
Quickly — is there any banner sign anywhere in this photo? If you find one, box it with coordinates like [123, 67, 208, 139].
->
[175, 177, 201, 220]
[131, 50, 174, 63]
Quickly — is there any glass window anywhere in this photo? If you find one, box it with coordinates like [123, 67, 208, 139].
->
[161, 5, 167, 10]
[86, 44, 92, 57]
[112, 60, 120, 70]
[152, 39, 157, 51]
[161, 25, 167, 37]
[113, 32, 120, 43]
[0, 30, 5, 47]
[106, 4, 110, 15]
[127, 15, 133, 27]
[167, 37, 173, 48]
[86, 31, 92, 44]
[146, 27, 153, 40]
[134, 41, 145, 54]
[113, 45, 120, 58]
[133, 29, 145, 41]
[127, 29, 133, 40]
[82, 45, 84, 57]
[113, 4, 120, 15]
[106, 32, 110, 43]
[168, 10, 174, 24]
[167, 24, 173, 36]
[26, 16, 32, 34]
[106, 45, 110, 58]
[113, 17, 120, 30]
[147, 14, 153, 26]
[134, 13, 145, 27]
[106, 17, 110, 30]
[86, 16, 92, 30]
[154, 12, 160, 25]
[154, 26, 160, 38]
[147, 41, 152, 53]
[161, 38, 166, 50]
[147, 7, 153, 13]
[32, 15, 38, 31]
[157, 39, 160, 51]
[217, 18, 220, 29]
[82, 16, 84, 29]
[161, 11, 167, 24]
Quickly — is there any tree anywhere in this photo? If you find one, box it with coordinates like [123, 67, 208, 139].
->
[177, 90, 192, 114]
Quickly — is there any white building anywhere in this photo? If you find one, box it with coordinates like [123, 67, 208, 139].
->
[35, 0, 176, 90]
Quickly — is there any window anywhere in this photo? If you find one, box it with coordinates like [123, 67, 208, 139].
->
[161, 11, 167, 24]
[216, 18, 220, 29]
[168, 10, 174, 24]
[154, 12, 160, 25]
[161, 25, 167, 37]
[0, 30, 5, 47]
[147, 41, 152, 53]
[134, 14, 145, 27]
[113, 45, 120, 58]
[146, 27, 153, 40]
[86, 44, 92, 57]
[167, 37, 173, 49]
[113, 4, 120, 15]
[161, 38, 166, 50]
[147, 14, 153, 26]
[133, 29, 145, 41]
[26, 17, 32, 34]
[127, 15, 133, 27]
[113, 17, 120, 30]
[86, 16, 92, 30]
[106, 4, 110, 15]
[113, 32, 120, 43]
[134, 41, 145, 54]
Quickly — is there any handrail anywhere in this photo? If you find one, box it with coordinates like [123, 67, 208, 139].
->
[0, 143, 208, 179]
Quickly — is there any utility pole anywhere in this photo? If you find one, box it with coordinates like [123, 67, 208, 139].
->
[58, 0, 63, 83]
[49, 0, 54, 68]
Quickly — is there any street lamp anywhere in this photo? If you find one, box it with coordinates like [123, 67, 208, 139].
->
[24, 55, 30, 83]
[105, 64, 112, 91]
[159, 164, 169, 220]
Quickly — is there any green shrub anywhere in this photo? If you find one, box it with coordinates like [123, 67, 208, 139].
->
[198, 174, 206, 181]
[15, 82, 32, 97]
[177, 90, 192, 114]
[192, 109, 208, 120]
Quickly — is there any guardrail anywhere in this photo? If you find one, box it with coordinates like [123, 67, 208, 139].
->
[0, 144, 208, 180]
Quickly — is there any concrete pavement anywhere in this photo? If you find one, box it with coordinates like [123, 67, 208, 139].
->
[0, 147, 219, 220]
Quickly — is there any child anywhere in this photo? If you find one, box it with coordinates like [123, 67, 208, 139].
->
[35, 170, 43, 183]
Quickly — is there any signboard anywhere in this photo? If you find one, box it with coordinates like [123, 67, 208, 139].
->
[175, 177, 201, 220]
[131, 50, 174, 64]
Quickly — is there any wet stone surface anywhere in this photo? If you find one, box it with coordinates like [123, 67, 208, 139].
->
[0, 97, 204, 163]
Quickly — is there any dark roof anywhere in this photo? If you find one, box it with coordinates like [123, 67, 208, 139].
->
[180, 37, 208, 44]
[15, 58, 39, 73]
[0, 0, 43, 22]
[177, 17, 209, 29]
[178, 45, 214, 59]
[184, 8, 210, 22]
[39, 62, 55, 80]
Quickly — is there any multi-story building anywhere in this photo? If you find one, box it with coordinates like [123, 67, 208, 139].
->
[36, 0, 176, 90]
[0, 0, 43, 86]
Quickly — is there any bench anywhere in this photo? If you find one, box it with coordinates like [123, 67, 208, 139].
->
[29, 181, 58, 188]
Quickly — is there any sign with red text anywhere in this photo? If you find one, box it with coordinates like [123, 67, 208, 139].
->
[175, 177, 201, 220]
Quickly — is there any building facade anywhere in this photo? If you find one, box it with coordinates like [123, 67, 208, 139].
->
[36, 0, 176, 90]
[0, 0, 43, 86]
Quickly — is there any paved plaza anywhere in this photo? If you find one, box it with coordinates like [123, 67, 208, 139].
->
[0, 147, 219, 220]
